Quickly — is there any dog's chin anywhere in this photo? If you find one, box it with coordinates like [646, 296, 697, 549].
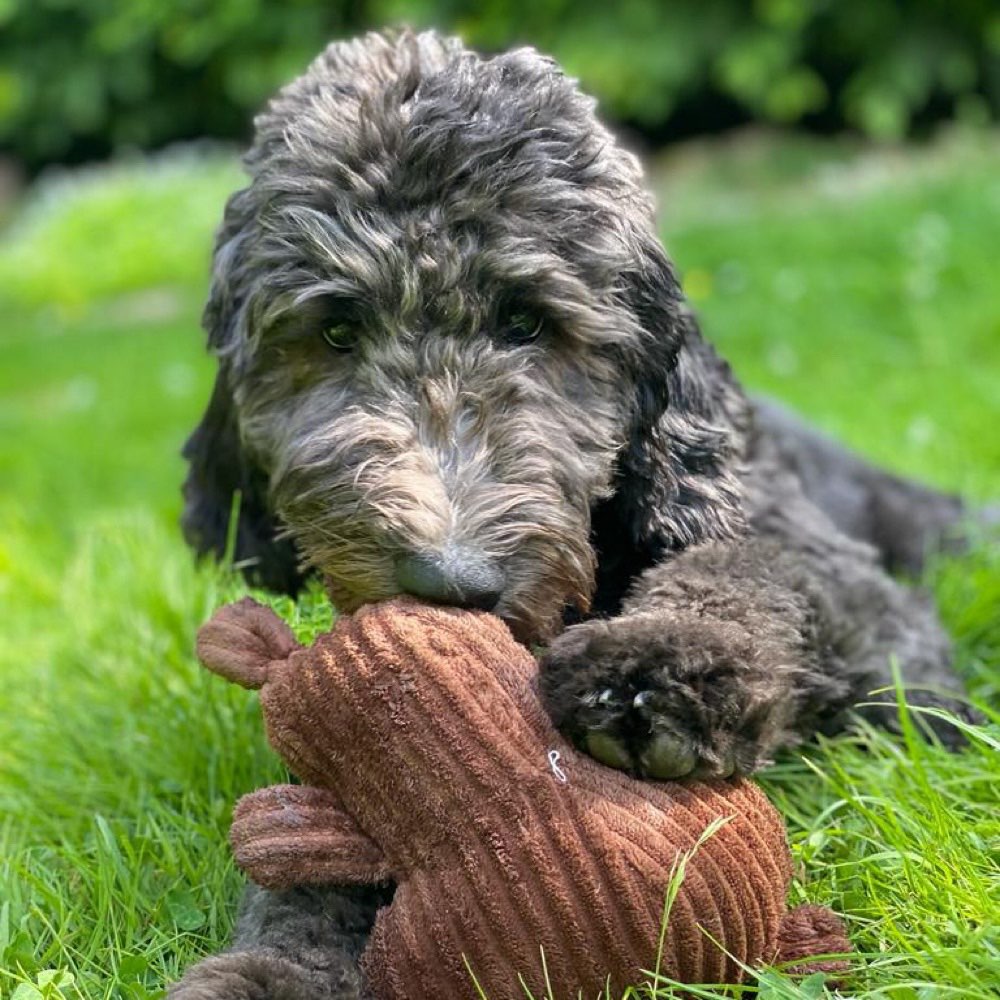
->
[319, 573, 575, 648]
[492, 605, 557, 648]
[494, 591, 586, 647]
[320, 575, 399, 616]
[306, 529, 595, 646]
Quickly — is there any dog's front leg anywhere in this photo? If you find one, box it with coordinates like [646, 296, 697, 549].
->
[539, 539, 811, 780]
[168, 882, 389, 1000]
[540, 496, 979, 780]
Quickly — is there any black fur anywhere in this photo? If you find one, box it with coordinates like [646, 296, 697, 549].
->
[181, 370, 302, 594]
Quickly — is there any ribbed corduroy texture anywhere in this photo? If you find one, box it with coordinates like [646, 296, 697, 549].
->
[198, 598, 848, 999]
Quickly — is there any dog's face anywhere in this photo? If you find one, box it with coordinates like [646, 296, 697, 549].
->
[190, 32, 732, 642]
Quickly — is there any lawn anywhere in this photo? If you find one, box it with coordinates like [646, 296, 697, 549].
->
[1, 129, 998, 999]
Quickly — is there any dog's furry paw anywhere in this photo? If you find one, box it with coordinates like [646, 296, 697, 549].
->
[167, 951, 363, 1000]
[539, 612, 798, 780]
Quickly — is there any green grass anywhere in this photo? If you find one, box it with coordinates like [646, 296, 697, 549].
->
[1, 130, 998, 999]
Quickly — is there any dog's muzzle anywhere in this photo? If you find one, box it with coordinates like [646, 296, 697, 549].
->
[395, 545, 505, 611]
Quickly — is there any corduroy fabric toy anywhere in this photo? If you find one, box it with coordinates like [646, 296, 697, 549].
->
[198, 597, 849, 1000]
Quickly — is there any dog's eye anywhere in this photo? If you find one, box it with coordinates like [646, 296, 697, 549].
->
[500, 312, 545, 347]
[321, 323, 354, 353]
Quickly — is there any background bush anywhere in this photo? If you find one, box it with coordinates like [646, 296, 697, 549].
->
[1, 0, 999, 170]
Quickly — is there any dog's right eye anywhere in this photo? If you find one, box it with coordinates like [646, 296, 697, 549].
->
[498, 311, 546, 348]
[321, 324, 354, 353]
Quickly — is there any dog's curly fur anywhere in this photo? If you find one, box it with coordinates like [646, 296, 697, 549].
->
[172, 29, 987, 998]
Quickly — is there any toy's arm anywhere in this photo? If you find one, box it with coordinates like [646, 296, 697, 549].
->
[776, 904, 851, 980]
[197, 597, 302, 689]
[231, 784, 392, 890]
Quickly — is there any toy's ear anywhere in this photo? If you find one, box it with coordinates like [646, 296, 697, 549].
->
[196, 597, 301, 688]
[613, 235, 746, 556]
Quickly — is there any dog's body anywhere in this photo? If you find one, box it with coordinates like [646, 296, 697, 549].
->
[172, 30, 985, 998]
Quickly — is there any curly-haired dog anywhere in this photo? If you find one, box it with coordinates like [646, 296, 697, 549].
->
[172, 29, 989, 999]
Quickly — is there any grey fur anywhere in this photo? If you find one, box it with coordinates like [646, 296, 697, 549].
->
[172, 28, 985, 998]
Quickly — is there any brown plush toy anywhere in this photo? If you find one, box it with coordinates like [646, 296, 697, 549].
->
[198, 597, 849, 1000]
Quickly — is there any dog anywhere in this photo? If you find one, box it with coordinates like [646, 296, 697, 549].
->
[172, 29, 986, 998]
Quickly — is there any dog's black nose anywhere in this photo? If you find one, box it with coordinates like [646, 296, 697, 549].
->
[395, 548, 505, 611]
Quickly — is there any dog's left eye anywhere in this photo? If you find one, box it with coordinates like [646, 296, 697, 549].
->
[500, 312, 545, 347]
[321, 324, 354, 353]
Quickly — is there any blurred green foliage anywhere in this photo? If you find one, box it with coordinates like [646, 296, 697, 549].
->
[1, 0, 999, 167]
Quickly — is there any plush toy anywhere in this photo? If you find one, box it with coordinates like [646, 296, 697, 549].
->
[198, 597, 849, 1000]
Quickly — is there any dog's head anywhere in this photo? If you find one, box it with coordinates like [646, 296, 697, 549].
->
[182, 30, 744, 642]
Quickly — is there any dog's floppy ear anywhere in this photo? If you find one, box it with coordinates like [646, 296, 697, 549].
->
[612, 238, 747, 557]
[181, 367, 304, 594]
[182, 186, 304, 594]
